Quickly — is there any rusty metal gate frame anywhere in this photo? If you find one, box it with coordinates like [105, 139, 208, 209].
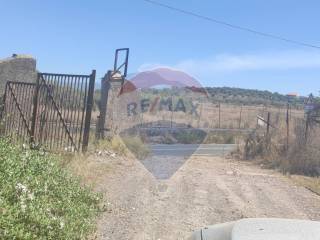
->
[1, 70, 95, 152]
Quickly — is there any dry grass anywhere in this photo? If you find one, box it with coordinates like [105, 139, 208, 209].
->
[290, 175, 320, 196]
[239, 117, 320, 177]
[96, 102, 304, 132]
[93, 135, 128, 155]
[60, 153, 113, 187]
[60, 134, 150, 187]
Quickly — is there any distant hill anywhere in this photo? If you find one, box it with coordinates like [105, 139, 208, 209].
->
[204, 87, 310, 107]
[95, 66, 317, 108]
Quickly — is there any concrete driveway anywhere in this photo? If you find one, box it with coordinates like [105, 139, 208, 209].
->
[140, 144, 237, 179]
[150, 144, 237, 157]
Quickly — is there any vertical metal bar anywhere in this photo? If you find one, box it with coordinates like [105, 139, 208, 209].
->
[67, 76, 77, 150]
[124, 49, 129, 78]
[70, 76, 78, 148]
[8, 87, 15, 137]
[56, 74, 64, 149]
[20, 85, 29, 141]
[30, 74, 40, 145]
[53, 75, 62, 150]
[25, 84, 32, 140]
[57, 75, 66, 149]
[21, 84, 27, 141]
[64, 75, 72, 148]
[76, 76, 85, 150]
[45, 75, 54, 148]
[10, 85, 17, 141]
[19, 84, 28, 140]
[79, 76, 88, 149]
[82, 70, 96, 152]
[1, 83, 8, 135]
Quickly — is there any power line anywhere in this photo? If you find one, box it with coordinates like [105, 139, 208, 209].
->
[142, 0, 320, 49]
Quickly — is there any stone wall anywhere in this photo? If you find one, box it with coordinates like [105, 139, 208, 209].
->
[0, 54, 37, 96]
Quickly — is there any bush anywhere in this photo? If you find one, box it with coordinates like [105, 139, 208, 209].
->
[174, 130, 206, 144]
[204, 132, 236, 144]
[121, 135, 150, 160]
[0, 139, 101, 239]
[94, 135, 150, 160]
[240, 121, 320, 176]
[94, 135, 128, 155]
[285, 124, 320, 176]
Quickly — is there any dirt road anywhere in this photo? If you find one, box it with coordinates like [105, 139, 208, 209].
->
[93, 154, 320, 240]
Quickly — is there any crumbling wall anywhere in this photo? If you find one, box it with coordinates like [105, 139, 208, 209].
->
[0, 54, 37, 96]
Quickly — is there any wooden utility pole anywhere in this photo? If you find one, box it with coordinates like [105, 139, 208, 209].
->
[266, 112, 270, 135]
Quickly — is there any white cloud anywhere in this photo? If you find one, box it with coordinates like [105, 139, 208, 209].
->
[138, 50, 320, 77]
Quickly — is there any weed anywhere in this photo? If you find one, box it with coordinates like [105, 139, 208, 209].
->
[0, 139, 101, 240]
[93, 135, 128, 155]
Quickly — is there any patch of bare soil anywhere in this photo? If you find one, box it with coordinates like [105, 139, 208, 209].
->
[92, 155, 320, 240]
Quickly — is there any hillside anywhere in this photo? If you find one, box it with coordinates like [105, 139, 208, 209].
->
[205, 87, 309, 107]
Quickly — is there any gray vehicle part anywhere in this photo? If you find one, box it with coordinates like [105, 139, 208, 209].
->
[190, 218, 320, 240]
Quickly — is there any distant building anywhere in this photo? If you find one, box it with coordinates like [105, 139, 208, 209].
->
[286, 92, 299, 97]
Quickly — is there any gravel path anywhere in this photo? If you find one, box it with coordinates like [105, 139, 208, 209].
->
[94, 155, 320, 240]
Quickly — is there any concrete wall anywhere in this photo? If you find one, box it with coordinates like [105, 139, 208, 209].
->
[0, 54, 37, 96]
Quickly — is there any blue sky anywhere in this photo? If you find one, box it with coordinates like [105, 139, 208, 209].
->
[1, 0, 320, 96]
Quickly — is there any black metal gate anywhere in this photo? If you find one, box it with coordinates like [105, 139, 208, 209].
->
[1, 71, 95, 152]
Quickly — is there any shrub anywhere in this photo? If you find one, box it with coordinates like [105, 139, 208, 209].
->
[0, 139, 101, 239]
[240, 121, 320, 176]
[285, 123, 320, 176]
[121, 135, 150, 160]
[174, 130, 206, 144]
[204, 132, 236, 144]
[94, 135, 150, 160]
[93, 135, 128, 155]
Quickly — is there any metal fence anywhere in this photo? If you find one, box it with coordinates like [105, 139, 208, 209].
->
[1, 71, 95, 152]
[102, 97, 305, 134]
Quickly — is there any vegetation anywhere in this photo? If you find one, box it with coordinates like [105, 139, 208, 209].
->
[174, 130, 206, 144]
[204, 131, 237, 144]
[135, 86, 315, 107]
[93, 135, 128, 156]
[121, 135, 151, 159]
[0, 139, 101, 240]
[291, 175, 320, 196]
[241, 122, 320, 177]
[94, 135, 150, 160]
[205, 87, 308, 106]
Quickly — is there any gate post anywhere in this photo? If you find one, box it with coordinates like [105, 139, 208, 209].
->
[30, 73, 40, 145]
[82, 70, 96, 152]
[96, 48, 129, 140]
[96, 71, 124, 139]
[96, 71, 111, 140]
